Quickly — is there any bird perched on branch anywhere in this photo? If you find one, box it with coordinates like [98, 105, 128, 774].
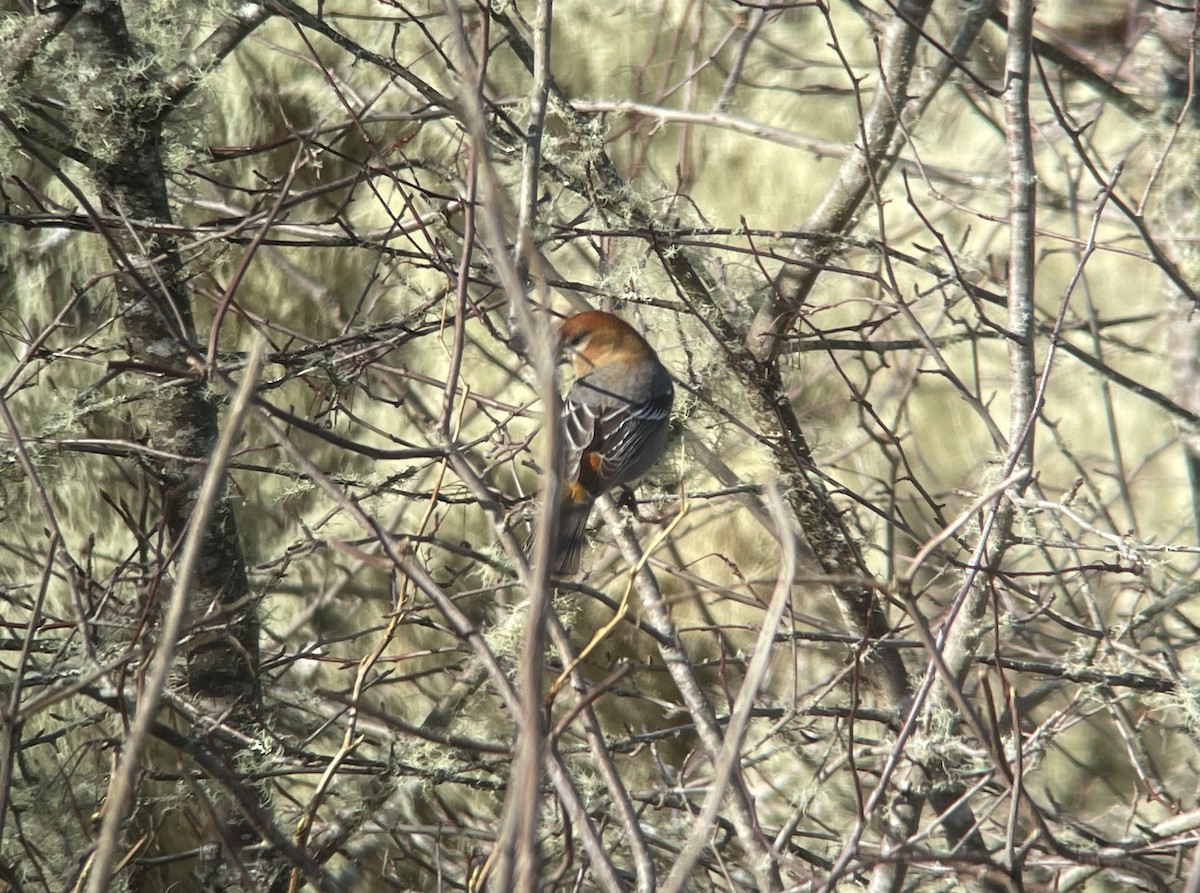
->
[549, 310, 674, 575]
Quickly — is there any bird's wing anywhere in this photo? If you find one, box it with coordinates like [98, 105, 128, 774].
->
[562, 390, 601, 487]
[563, 379, 672, 492]
[592, 390, 672, 486]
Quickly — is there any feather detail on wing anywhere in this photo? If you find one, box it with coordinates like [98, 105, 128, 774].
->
[562, 382, 673, 495]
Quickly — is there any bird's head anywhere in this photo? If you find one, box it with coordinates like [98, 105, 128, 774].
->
[556, 310, 652, 375]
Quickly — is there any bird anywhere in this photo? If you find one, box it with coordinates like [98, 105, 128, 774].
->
[547, 310, 675, 575]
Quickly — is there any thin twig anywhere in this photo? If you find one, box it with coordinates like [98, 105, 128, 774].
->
[660, 481, 795, 893]
[84, 337, 267, 893]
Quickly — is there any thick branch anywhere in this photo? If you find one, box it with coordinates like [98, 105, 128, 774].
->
[745, 0, 935, 365]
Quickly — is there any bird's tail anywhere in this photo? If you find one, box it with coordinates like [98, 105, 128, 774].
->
[526, 483, 595, 576]
[553, 487, 595, 575]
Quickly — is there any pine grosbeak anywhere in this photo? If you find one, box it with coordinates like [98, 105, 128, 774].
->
[550, 310, 674, 575]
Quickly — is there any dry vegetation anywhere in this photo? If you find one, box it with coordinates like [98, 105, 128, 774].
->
[3, 0, 1200, 891]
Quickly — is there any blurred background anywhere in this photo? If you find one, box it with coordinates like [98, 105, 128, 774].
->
[2, 0, 1199, 890]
